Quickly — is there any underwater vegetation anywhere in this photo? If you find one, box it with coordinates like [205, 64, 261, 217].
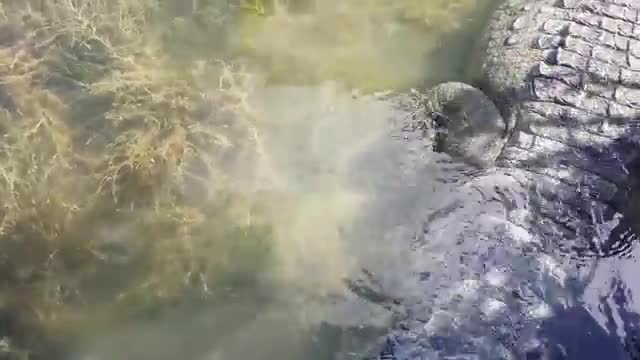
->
[0, 0, 485, 358]
[0, 0, 275, 356]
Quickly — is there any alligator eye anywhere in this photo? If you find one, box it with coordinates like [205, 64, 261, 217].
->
[432, 111, 449, 130]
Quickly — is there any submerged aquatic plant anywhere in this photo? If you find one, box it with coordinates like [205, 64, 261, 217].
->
[0, 0, 497, 357]
[0, 0, 275, 356]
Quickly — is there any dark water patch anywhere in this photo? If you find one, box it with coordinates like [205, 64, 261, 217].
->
[538, 305, 629, 360]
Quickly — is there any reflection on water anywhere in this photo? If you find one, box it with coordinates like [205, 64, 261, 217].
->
[0, 0, 497, 359]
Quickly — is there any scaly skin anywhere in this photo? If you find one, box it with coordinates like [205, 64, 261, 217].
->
[482, 0, 640, 257]
[373, 1, 640, 359]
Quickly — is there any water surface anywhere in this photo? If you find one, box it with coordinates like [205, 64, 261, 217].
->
[0, 1, 500, 359]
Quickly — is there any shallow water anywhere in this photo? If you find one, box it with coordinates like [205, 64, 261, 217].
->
[2, 0, 639, 358]
[0, 0, 508, 359]
[199, 3, 640, 360]
[65, 1, 501, 359]
[233, 0, 488, 90]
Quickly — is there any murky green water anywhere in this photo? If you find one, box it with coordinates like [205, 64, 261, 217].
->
[0, 0, 497, 359]
[235, 0, 484, 90]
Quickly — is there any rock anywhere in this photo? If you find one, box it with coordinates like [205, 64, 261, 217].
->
[424, 82, 507, 169]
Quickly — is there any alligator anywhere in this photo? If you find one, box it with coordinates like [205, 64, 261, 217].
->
[361, 0, 640, 358]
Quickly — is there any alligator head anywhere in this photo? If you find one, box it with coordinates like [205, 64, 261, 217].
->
[356, 0, 640, 358]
